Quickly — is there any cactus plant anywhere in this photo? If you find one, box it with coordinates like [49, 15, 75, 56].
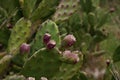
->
[0, 0, 120, 80]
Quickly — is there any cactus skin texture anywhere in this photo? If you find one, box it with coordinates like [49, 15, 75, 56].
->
[7, 18, 31, 55]
[52, 0, 80, 22]
[30, 20, 61, 55]
[21, 48, 61, 80]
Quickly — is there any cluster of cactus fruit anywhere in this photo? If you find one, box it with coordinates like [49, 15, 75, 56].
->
[1, 0, 120, 80]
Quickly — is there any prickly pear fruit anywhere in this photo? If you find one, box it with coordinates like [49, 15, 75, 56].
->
[43, 33, 51, 44]
[62, 50, 79, 64]
[46, 40, 56, 49]
[106, 59, 110, 66]
[62, 34, 76, 47]
[109, 7, 115, 13]
[20, 43, 30, 54]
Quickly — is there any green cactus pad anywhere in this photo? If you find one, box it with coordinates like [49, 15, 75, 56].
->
[30, 20, 61, 55]
[0, 55, 12, 76]
[0, 28, 10, 47]
[21, 48, 61, 80]
[88, 12, 96, 27]
[23, 0, 37, 18]
[51, 53, 83, 80]
[52, 0, 80, 22]
[7, 18, 31, 55]
[31, 0, 59, 22]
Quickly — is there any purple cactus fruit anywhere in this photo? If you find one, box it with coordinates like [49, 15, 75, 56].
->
[20, 43, 30, 54]
[106, 59, 110, 66]
[63, 50, 79, 63]
[43, 33, 51, 44]
[109, 7, 115, 13]
[62, 50, 71, 55]
[63, 34, 76, 47]
[46, 40, 56, 49]
[7, 23, 13, 29]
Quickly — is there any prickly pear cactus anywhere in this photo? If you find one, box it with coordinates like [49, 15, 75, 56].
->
[21, 48, 61, 80]
[0, 0, 116, 80]
[52, 0, 80, 22]
[30, 20, 61, 55]
[7, 18, 31, 55]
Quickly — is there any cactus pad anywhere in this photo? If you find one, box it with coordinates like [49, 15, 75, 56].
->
[30, 20, 61, 55]
[7, 18, 31, 55]
[21, 48, 61, 80]
[0, 55, 12, 76]
[53, 0, 80, 22]
[31, 0, 59, 22]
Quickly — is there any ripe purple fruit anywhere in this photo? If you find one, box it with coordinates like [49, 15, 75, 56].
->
[62, 50, 79, 64]
[63, 34, 76, 47]
[7, 23, 13, 29]
[43, 33, 51, 44]
[106, 59, 110, 66]
[109, 7, 115, 13]
[46, 40, 56, 49]
[20, 43, 30, 54]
